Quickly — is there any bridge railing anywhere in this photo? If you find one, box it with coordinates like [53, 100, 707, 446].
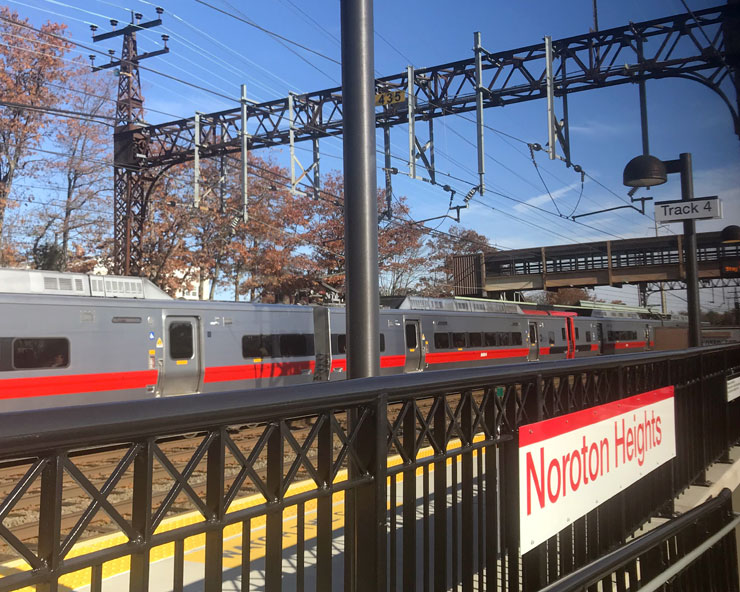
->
[0, 344, 737, 592]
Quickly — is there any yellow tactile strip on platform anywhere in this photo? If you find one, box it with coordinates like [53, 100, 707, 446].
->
[0, 436, 481, 590]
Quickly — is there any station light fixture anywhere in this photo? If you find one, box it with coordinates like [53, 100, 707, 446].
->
[720, 225, 740, 244]
[622, 154, 668, 188]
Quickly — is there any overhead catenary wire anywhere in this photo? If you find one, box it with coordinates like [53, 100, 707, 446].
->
[2, 3, 684, 256]
[0, 12, 241, 104]
[5, 2, 656, 244]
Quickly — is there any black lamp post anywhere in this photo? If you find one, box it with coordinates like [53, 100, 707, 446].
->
[623, 152, 701, 347]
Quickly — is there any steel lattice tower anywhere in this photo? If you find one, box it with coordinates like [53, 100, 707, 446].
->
[92, 11, 168, 275]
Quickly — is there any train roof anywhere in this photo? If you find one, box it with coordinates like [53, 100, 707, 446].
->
[381, 295, 522, 314]
[0, 268, 171, 300]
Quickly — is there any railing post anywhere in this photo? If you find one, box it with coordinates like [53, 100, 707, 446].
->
[402, 401, 417, 591]
[696, 353, 709, 485]
[317, 412, 333, 591]
[484, 386, 500, 590]
[37, 454, 63, 592]
[352, 395, 388, 592]
[434, 393, 448, 590]
[461, 391, 474, 592]
[205, 428, 226, 592]
[523, 375, 547, 590]
[130, 439, 153, 592]
[265, 422, 284, 592]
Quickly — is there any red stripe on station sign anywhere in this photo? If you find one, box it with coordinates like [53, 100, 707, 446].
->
[518, 385, 676, 553]
[519, 386, 674, 447]
[0, 370, 159, 400]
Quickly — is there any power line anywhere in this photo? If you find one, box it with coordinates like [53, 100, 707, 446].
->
[194, 0, 340, 66]
[0, 98, 116, 126]
[0, 12, 240, 103]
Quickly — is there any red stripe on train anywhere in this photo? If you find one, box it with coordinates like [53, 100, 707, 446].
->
[614, 341, 647, 350]
[0, 370, 159, 400]
[426, 348, 528, 364]
[204, 361, 314, 383]
[330, 355, 406, 372]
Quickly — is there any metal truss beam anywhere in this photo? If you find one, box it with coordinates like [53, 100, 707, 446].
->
[645, 278, 740, 292]
[134, 5, 736, 170]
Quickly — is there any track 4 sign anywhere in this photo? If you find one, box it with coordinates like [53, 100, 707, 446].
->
[654, 196, 722, 223]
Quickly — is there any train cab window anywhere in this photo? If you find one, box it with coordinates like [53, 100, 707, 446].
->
[279, 334, 314, 357]
[586, 331, 592, 343]
[434, 332, 450, 349]
[405, 325, 418, 350]
[468, 332, 482, 347]
[452, 332, 467, 348]
[242, 335, 273, 358]
[169, 322, 193, 360]
[11, 338, 69, 369]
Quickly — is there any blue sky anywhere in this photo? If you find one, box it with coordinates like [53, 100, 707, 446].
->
[6, 0, 739, 311]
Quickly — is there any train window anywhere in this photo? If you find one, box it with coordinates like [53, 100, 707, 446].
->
[332, 334, 347, 354]
[499, 332, 510, 346]
[405, 325, 418, 349]
[511, 332, 522, 346]
[332, 334, 385, 354]
[434, 332, 450, 349]
[484, 333, 497, 347]
[548, 331, 555, 346]
[242, 335, 273, 358]
[575, 327, 580, 340]
[586, 331, 592, 342]
[608, 330, 638, 341]
[279, 334, 314, 357]
[12, 338, 69, 369]
[169, 322, 193, 360]
[468, 332, 482, 347]
[452, 332, 467, 348]
[561, 328, 567, 340]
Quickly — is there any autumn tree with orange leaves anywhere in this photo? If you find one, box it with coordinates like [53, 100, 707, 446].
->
[0, 7, 74, 265]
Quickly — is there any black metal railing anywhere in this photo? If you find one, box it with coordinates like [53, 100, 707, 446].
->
[0, 344, 737, 592]
[540, 488, 740, 592]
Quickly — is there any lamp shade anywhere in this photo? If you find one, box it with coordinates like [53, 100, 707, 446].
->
[721, 225, 740, 244]
[623, 154, 668, 188]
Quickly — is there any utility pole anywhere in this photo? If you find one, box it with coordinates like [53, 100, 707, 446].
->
[90, 10, 169, 276]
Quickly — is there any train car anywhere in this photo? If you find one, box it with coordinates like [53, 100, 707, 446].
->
[0, 268, 677, 412]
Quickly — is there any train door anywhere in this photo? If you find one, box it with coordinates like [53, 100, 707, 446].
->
[596, 323, 604, 354]
[566, 317, 576, 359]
[527, 322, 540, 361]
[404, 320, 424, 372]
[162, 316, 201, 396]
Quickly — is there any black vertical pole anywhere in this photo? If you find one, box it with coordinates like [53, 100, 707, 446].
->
[679, 153, 701, 347]
[340, 0, 380, 380]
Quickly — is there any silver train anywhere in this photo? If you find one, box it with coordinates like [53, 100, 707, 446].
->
[0, 268, 678, 412]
